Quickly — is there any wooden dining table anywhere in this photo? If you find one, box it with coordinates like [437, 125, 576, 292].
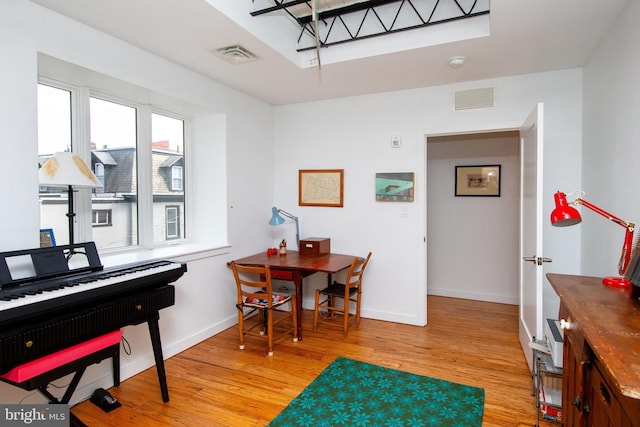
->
[230, 250, 356, 340]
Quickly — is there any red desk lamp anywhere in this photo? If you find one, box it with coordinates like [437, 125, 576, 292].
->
[551, 191, 635, 288]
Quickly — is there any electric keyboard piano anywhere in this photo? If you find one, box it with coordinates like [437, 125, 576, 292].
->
[0, 242, 187, 402]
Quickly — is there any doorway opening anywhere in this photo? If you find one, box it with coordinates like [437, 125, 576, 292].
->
[426, 131, 520, 305]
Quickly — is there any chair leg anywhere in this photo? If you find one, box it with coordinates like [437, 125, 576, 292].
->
[266, 309, 274, 356]
[355, 291, 362, 328]
[237, 308, 245, 350]
[343, 298, 349, 337]
[259, 309, 266, 335]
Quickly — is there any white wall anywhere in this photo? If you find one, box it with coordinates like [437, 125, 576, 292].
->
[427, 134, 520, 304]
[0, 0, 273, 405]
[273, 69, 583, 326]
[581, 0, 640, 279]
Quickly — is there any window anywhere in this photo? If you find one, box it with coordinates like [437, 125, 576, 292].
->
[94, 163, 105, 184]
[171, 166, 183, 191]
[37, 83, 72, 245]
[151, 113, 185, 243]
[90, 96, 138, 249]
[165, 206, 180, 239]
[38, 80, 189, 251]
[92, 209, 112, 226]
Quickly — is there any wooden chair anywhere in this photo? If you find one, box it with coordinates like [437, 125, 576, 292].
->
[313, 252, 371, 337]
[230, 262, 298, 356]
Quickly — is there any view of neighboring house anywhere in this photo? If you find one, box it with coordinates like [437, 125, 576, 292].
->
[39, 142, 184, 250]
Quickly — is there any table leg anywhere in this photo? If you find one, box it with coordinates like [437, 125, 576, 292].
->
[292, 271, 303, 340]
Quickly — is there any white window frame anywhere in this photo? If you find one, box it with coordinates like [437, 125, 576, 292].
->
[38, 77, 191, 252]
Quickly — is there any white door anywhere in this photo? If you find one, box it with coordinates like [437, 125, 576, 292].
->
[519, 103, 549, 371]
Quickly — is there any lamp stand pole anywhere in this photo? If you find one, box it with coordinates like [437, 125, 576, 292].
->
[66, 184, 75, 246]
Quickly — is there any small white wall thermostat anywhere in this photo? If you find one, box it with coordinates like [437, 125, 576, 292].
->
[391, 135, 402, 148]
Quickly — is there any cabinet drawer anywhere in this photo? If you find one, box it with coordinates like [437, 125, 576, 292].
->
[592, 358, 640, 425]
[589, 361, 632, 426]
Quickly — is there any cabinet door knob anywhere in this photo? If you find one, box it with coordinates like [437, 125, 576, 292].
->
[560, 318, 571, 330]
[573, 395, 582, 410]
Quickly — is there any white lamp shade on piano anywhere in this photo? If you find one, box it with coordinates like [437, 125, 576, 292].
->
[39, 152, 102, 189]
[38, 152, 102, 247]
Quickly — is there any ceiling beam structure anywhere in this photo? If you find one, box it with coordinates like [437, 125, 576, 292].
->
[251, 0, 490, 52]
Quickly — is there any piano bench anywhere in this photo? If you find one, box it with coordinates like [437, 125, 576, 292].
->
[0, 330, 121, 405]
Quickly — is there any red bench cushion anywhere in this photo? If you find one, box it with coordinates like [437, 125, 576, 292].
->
[0, 330, 122, 383]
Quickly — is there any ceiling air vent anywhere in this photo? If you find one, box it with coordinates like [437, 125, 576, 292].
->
[213, 45, 258, 65]
[454, 87, 495, 111]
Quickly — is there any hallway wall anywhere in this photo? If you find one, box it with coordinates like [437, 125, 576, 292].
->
[427, 132, 521, 304]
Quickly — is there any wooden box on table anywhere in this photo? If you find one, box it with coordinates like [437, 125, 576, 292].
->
[299, 238, 330, 257]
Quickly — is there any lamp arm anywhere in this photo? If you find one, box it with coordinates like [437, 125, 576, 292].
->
[576, 198, 635, 231]
[277, 209, 300, 247]
[577, 197, 636, 274]
[276, 209, 298, 222]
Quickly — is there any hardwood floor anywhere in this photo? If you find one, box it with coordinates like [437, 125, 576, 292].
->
[72, 296, 557, 426]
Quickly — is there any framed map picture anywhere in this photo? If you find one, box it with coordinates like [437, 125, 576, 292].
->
[299, 169, 344, 207]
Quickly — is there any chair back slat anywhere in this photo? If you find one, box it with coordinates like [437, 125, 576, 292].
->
[230, 262, 275, 307]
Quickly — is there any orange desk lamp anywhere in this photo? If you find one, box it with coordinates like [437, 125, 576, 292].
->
[551, 191, 635, 288]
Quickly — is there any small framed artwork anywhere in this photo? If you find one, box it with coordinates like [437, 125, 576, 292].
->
[375, 172, 415, 202]
[299, 169, 344, 207]
[39, 228, 56, 247]
[455, 165, 501, 197]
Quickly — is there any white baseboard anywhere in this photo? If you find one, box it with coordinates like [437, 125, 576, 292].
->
[427, 287, 518, 305]
[302, 297, 425, 326]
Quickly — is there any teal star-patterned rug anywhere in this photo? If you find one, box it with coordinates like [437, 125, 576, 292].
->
[268, 357, 484, 427]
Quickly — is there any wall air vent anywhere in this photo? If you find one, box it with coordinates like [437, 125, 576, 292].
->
[213, 45, 259, 64]
[454, 87, 495, 111]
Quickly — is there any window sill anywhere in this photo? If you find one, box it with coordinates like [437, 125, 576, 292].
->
[99, 242, 230, 268]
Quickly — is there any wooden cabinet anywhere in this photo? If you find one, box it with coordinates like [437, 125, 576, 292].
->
[547, 274, 640, 427]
